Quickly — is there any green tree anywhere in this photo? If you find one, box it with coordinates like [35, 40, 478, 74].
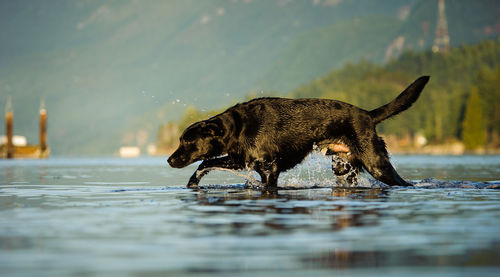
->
[476, 65, 500, 142]
[461, 87, 486, 150]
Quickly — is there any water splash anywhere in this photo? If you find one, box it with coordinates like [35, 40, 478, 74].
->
[279, 151, 373, 189]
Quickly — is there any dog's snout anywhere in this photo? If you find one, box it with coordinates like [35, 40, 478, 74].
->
[167, 155, 179, 168]
[168, 153, 188, 168]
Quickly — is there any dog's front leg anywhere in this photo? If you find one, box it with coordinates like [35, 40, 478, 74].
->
[254, 161, 280, 191]
[187, 156, 242, 189]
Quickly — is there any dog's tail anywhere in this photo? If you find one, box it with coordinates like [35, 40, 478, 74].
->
[369, 76, 430, 124]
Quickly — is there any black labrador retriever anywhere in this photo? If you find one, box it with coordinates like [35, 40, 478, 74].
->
[168, 76, 429, 189]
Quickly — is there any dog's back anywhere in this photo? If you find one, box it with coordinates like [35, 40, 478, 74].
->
[234, 75, 430, 139]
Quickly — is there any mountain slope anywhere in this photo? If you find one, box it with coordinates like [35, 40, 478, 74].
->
[260, 16, 403, 92]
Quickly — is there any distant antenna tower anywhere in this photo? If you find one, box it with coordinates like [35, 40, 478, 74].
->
[433, 0, 450, 53]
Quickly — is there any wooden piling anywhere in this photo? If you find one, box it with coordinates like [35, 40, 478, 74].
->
[5, 97, 13, 159]
[1, 97, 49, 159]
[40, 100, 47, 153]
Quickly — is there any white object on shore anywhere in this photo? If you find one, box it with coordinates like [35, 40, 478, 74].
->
[0, 135, 27, 146]
[119, 146, 140, 158]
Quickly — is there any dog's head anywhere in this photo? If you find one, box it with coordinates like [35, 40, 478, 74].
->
[167, 119, 226, 168]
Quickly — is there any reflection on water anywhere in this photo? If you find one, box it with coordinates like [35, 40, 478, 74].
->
[0, 156, 499, 276]
[186, 188, 387, 236]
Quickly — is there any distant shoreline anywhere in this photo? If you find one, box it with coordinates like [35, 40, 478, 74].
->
[388, 145, 500, 155]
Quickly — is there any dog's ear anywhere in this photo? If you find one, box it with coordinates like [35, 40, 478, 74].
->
[203, 121, 225, 137]
[182, 119, 225, 141]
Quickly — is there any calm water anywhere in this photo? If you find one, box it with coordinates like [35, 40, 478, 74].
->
[1, 155, 499, 276]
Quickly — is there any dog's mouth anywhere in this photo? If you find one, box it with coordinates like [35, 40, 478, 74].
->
[168, 154, 229, 169]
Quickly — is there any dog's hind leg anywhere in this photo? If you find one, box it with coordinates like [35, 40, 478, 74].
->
[362, 157, 410, 187]
[187, 156, 242, 188]
[357, 136, 411, 187]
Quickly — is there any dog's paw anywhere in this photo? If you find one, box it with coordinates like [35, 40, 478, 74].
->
[186, 183, 199, 189]
[261, 186, 279, 194]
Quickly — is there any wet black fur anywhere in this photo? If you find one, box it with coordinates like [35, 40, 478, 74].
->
[168, 76, 430, 189]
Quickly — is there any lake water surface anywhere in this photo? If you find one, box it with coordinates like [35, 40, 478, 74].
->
[1, 155, 499, 276]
